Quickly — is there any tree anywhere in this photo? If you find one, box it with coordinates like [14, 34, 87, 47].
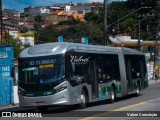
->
[34, 15, 43, 30]
[34, 15, 43, 23]
[118, 18, 138, 34]
[126, 0, 158, 8]
[84, 12, 99, 24]
[19, 27, 28, 33]
[100, 1, 143, 36]
[3, 32, 31, 58]
[58, 19, 80, 25]
[84, 8, 104, 25]
[59, 23, 103, 44]
[36, 25, 59, 44]
[126, 0, 157, 13]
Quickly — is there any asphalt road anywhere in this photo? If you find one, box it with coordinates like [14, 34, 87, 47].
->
[1, 80, 160, 120]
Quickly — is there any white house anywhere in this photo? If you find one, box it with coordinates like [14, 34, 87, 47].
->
[18, 32, 35, 46]
[9, 30, 19, 38]
[3, 17, 20, 30]
[3, 9, 20, 18]
[29, 6, 50, 16]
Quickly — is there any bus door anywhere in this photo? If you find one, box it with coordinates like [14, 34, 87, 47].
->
[126, 60, 132, 92]
[89, 60, 98, 99]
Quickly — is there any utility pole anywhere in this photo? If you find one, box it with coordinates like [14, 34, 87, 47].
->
[138, 14, 141, 50]
[0, 0, 2, 44]
[104, 0, 108, 46]
[153, 35, 158, 80]
[153, 24, 160, 80]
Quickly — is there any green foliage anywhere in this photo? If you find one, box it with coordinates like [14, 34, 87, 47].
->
[58, 19, 80, 25]
[36, 25, 58, 44]
[84, 12, 99, 23]
[108, 2, 137, 33]
[34, 15, 43, 31]
[126, 0, 158, 9]
[33, 0, 160, 45]
[116, 18, 138, 33]
[59, 23, 103, 44]
[19, 27, 28, 33]
[34, 15, 42, 23]
[2, 33, 31, 58]
[84, 9, 104, 24]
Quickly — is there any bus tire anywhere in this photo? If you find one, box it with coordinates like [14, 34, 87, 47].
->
[110, 86, 116, 103]
[79, 90, 87, 109]
[37, 106, 48, 113]
[135, 84, 140, 97]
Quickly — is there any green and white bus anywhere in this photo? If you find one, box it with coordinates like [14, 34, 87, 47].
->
[18, 42, 148, 111]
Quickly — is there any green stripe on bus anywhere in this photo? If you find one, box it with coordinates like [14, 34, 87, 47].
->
[107, 86, 111, 94]
[24, 89, 56, 97]
[116, 85, 121, 93]
[102, 87, 106, 96]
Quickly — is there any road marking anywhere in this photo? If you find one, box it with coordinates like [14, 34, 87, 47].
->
[80, 97, 160, 120]
[146, 97, 160, 102]
[80, 102, 146, 120]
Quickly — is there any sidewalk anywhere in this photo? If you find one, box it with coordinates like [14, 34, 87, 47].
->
[148, 79, 160, 84]
[0, 104, 19, 111]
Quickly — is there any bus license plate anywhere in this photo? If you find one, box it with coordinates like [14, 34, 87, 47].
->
[35, 101, 44, 106]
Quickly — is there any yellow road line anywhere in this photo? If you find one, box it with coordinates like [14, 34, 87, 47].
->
[80, 102, 146, 120]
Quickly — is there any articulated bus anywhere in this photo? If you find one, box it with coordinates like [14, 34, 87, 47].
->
[18, 42, 148, 111]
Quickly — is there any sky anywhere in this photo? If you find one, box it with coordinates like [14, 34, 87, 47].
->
[2, 0, 127, 12]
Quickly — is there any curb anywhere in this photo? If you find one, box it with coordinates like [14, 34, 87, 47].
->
[148, 79, 160, 85]
[0, 104, 19, 111]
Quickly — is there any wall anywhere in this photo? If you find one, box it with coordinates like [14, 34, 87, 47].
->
[0, 46, 14, 106]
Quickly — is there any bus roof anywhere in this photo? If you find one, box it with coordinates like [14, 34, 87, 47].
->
[19, 42, 143, 58]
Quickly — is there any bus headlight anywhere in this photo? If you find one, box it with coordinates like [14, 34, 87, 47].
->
[56, 83, 67, 93]
[18, 87, 25, 96]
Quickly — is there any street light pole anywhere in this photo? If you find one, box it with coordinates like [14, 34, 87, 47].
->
[153, 24, 160, 79]
[104, 0, 108, 46]
[137, 16, 146, 51]
[138, 15, 141, 50]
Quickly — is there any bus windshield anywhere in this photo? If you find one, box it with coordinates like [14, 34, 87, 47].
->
[19, 57, 65, 90]
[21, 64, 65, 84]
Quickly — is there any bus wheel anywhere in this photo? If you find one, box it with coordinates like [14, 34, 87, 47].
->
[136, 84, 140, 96]
[110, 86, 116, 103]
[37, 106, 48, 113]
[79, 90, 87, 109]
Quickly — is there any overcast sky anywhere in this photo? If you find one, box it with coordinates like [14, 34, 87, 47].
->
[2, 0, 127, 12]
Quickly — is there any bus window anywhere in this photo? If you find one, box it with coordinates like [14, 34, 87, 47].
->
[70, 62, 88, 83]
[97, 57, 104, 83]
[96, 55, 120, 83]
[104, 55, 120, 82]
